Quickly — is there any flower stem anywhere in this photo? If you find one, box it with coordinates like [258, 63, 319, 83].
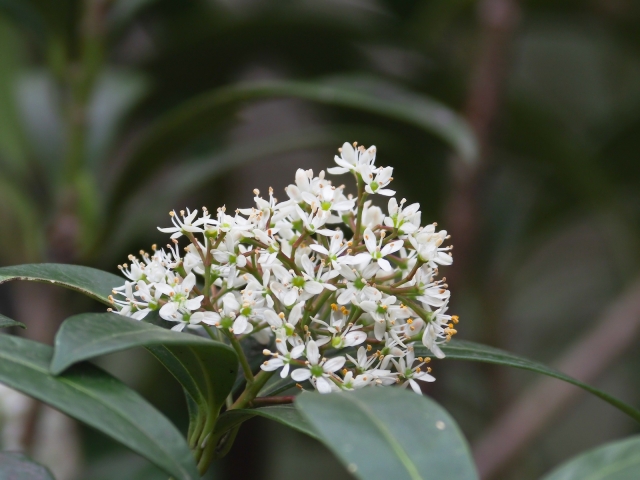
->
[231, 370, 275, 410]
[225, 331, 255, 385]
[353, 174, 367, 243]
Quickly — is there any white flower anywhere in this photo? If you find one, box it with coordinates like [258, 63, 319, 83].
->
[270, 263, 324, 307]
[309, 230, 358, 269]
[346, 346, 379, 373]
[360, 292, 412, 340]
[114, 141, 457, 394]
[212, 235, 249, 287]
[408, 225, 452, 267]
[336, 263, 380, 305]
[301, 185, 355, 220]
[340, 370, 372, 390]
[361, 165, 395, 196]
[300, 254, 339, 292]
[209, 293, 254, 335]
[263, 302, 305, 346]
[312, 306, 367, 349]
[294, 205, 334, 237]
[158, 209, 210, 239]
[385, 198, 420, 235]
[157, 273, 203, 323]
[327, 142, 376, 176]
[391, 347, 435, 394]
[261, 341, 305, 378]
[353, 228, 403, 271]
[290, 340, 345, 394]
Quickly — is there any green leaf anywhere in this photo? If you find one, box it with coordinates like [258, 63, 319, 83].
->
[109, 78, 477, 210]
[296, 388, 478, 480]
[257, 339, 640, 423]
[214, 405, 319, 440]
[0, 452, 54, 480]
[0, 263, 124, 306]
[0, 332, 199, 480]
[0, 313, 25, 329]
[541, 435, 640, 480]
[415, 340, 640, 424]
[51, 312, 238, 412]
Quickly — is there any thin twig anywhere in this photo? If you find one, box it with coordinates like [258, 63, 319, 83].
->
[473, 278, 640, 479]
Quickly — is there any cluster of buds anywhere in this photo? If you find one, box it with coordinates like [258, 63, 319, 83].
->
[111, 142, 458, 394]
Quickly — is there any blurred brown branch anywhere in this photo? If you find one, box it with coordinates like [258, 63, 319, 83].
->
[473, 277, 640, 479]
[446, 0, 520, 286]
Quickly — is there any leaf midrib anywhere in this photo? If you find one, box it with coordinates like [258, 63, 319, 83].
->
[0, 347, 192, 480]
[56, 326, 215, 370]
[340, 394, 423, 480]
[0, 274, 111, 304]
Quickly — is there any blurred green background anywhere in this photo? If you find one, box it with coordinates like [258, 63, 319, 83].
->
[1, 0, 640, 479]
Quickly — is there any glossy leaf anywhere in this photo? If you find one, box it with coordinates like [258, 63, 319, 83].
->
[0, 332, 199, 480]
[214, 405, 319, 440]
[256, 339, 640, 423]
[0, 452, 54, 480]
[296, 388, 478, 480]
[541, 435, 640, 480]
[0, 313, 25, 329]
[0, 264, 123, 306]
[415, 340, 640, 423]
[51, 312, 238, 412]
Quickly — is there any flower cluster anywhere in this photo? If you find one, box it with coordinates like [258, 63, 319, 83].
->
[110, 142, 458, 394]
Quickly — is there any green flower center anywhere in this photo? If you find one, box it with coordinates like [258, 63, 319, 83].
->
[220, 317, 234, 329]
[310, 365, 324, 377]
[292, 276, 306, 288]
[354, 278, 366, 290]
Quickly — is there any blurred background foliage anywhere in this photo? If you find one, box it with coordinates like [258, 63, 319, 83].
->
[1, 0, 640, 479]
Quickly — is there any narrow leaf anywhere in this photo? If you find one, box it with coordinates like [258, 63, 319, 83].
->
[51, 312, 238, 411]
[541, 435, 640, 480]
[0, 452, 54, 480]
[415, 340, 640, 423]
[0, 313, 25, 329]
[0, 333, 199, 480]
[215, 405, 319, 440]
[0, 264, 123, 305]
[257, 339, 640, 423]
[296, 388, 478, 480]
[109, 78, 477, 210]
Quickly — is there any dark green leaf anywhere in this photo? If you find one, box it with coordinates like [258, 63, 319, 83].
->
[258, 374, 305, 397]
[0, 333, 199, 480]
[0, 1, 47, 44]
[0, 264, 124, 306]
[415, 340, 640, 423]
[257, 339, 640, 423]
[0, 452, 54, 480]
[51, 312, 238, 412]
[0, 313, 25, 329]
[109, 78, 477, 210]
[214, 405, 319, 440]
[541, 434, 640, 480]
[296, 388, 478, 480]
